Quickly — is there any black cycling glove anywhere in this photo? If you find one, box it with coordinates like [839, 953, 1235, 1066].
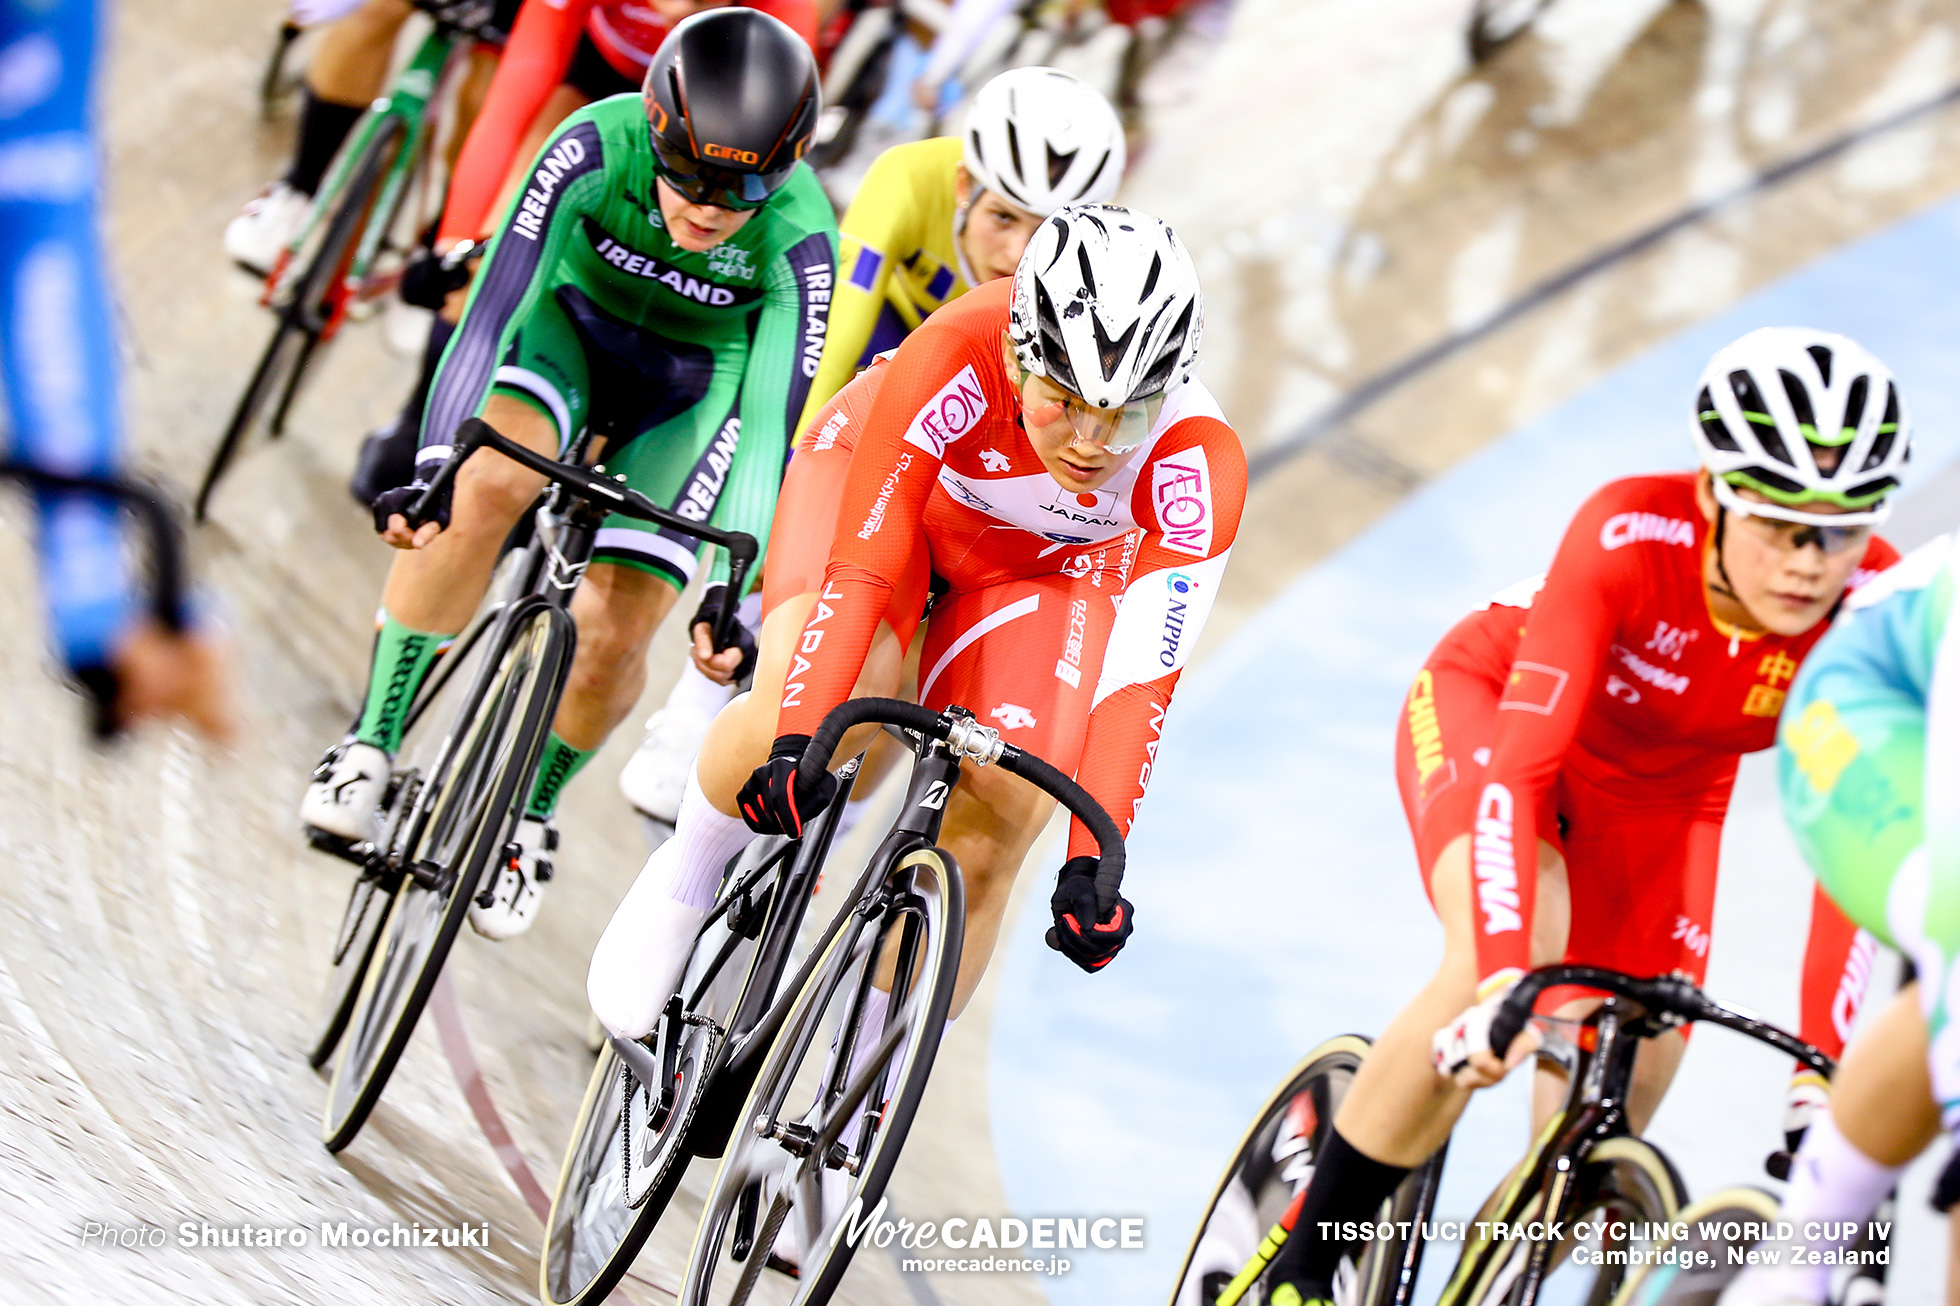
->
[737, 734, 837, 837]
[398, 241, 481, 310]
[1047, 855, 1135, 973]
[371, 477, 449, 537]
[691, 583, 758, 684]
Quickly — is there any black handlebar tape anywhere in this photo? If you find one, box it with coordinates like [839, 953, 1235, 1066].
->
[996, 747, 1126, 916]
[800, 698, 945, 788]
[406, 421, 758, 654]
[797, 698, 1127, 913]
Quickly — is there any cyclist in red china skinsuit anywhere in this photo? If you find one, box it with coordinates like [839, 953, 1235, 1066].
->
[587, 205, 1237, 1040]
[1260, 327, 1913, 1306]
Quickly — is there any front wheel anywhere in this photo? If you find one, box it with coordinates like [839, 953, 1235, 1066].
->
[540, 838, 798, 1306]
[321, 604, 571, 1151]
[1169, 1035, 1444, 1306]
[681, 846, 965, 1306]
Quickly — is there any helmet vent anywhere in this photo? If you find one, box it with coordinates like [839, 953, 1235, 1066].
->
[1033, 280, 1079, 395]
[1005, 121, 1026, 198]
[1075, 243, 1098, 298]
[1840, 375, 1869, 443]
[1807, 344, 1833, 385]
[1729, 370, 1793, 466]
[1778, 369, 1819, 441]
[1139, 253, 1161, 302]
[1696, 387, 1740, 453]
[1134, 300, 1195, 399]
[1046, 146, 1077, 190]
[1861, 383, 1901, 471]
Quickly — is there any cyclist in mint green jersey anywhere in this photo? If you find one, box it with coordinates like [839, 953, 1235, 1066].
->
[300, 9, 835, 941]
[1736, 533, 1960, 1303]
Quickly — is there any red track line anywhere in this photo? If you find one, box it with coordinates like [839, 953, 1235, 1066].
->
[429, 971, 676, 1304]
[430, 971, 554, 1221]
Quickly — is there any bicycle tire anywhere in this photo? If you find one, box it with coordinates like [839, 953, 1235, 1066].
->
[681, 845, 965, 1306]
[1170, 1035, 1442, 1306]
[258, 21, 305, 120]
[322, 603, 571, 1151]
[1467, 0, 1554, 63]
[194, 113, 405, 521]
[306, 868, 394, 1069]
[540, 839, 794, 1306]
[1609, 1187, 1779, 1306]
[1445, 1136, 1688, 1306]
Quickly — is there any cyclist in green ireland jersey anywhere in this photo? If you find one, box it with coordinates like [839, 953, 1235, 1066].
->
[1738, 533, 1960, 1302]
[300, 9, 837, 940]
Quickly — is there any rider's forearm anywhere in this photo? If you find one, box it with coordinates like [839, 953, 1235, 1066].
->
[419, 117, 605, 470]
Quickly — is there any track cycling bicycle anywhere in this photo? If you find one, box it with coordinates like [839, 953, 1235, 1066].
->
[1173, 966, 1838, 1306]
[196, 0, 500, 522]
[542, 696, 1127, 1306]
[304, 415, 758, 1153]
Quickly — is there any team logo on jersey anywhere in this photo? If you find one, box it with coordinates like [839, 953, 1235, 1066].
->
[903, 366, 988, 457]
[1472, 784, 1524, 936]
[1610, 644, 1689, 695]
[510, 132, 593, 242]
[1406, 670, 1454, 806]
[1644, 619, 1698, 661]
[1498, 661, 1569, 715]
[1043, 484, 1121, 532]
[941, 472, 993, 513]
[1153, 449, 1212, 557]
[989, 703, 1038, 730]
[1055, 598, 1089, 687]
[706, 243, 756, 281]
[1599, 512, 1695, 550]
[980, 448, 1012, 473]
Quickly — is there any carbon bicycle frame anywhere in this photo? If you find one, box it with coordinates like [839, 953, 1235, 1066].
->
[666, 732, 967, 1159]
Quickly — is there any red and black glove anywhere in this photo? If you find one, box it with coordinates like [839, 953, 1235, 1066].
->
[737, 734, 838, 837]
[1047, 855, 1134, 972]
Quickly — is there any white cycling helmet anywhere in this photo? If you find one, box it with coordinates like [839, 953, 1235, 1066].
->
[1009, 204, 1202, 408]
[963, 67, 1126, 216]
[1693, 326, 1910, 526]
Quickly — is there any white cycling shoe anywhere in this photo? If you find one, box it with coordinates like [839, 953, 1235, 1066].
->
[224, 181, 310, 276]
[619, 685, 732, 823]
[300, 740, 391, 844]
[470, 815, 556, 940]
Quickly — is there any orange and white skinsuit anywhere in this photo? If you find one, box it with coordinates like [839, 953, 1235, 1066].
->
[761, 277, 1246, 860]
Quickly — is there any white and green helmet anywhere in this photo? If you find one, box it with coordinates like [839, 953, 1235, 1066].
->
[1692, 326, 1910, 525]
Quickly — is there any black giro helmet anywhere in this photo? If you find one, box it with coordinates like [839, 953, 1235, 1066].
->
[642, 8, 820, 210]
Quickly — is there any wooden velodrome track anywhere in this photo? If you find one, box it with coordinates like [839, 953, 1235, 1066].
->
[6, 1, 1960, 1302]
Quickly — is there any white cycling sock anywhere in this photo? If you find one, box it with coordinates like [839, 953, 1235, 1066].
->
[663, 656, 735, 723]
[1739, 1112, 1902, 1300]
[669, 768, 756, 910]
[587, 847, 706, 1041]
[586, 772, 751, 1040]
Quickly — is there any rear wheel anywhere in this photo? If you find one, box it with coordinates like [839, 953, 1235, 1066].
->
[1168, 1035, 1444, 1306]
[195, 113, 405, 521]
[681, 847, 965, 1306]
[1609, 1187, 1779, 1306]
[321, 604, 570, 1151]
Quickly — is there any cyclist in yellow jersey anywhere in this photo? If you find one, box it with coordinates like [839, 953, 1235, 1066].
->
[802, 68, 1127, 429]
[617, 64, 1129, 826]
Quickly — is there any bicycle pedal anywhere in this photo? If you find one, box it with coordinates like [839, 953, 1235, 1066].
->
[304, 827, 374, 866]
